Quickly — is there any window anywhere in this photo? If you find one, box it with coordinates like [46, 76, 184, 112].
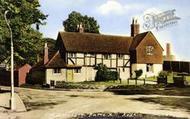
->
[117, 54, 124, 59]
[53, 68, 61, 74]
[147, 64, 153, 72]
[74, 69, 81, 73]
[146, 46, 154, 55]
[104, 54, 111, 59]
[68, 53, 76, 57]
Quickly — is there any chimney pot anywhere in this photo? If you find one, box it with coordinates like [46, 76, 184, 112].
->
[131, 18, 140, 37]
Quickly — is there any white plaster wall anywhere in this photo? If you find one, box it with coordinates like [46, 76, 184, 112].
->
[72, 67, 97, 82]
[85, 57, 90, 65]
[153, 64, 163, 76]
[112, 60, 116, 68]
[97, 59, 102, 64]
[68, 58, 75, 65]
[76, 53, 84, 57]
[96, 54, 102, 58]
[73, 68, 84, 82]
[46, 69, 66, 84]
[120, 68, 130, 80]
[103, 60, 110, 67]
[124, 55, 130, 59]
[131, 64, 163, 78]
[77, 59, 84, 65]
[112, 54, 116, 59]
[91, 58, 95, 65]
[118, 59, 123, 67]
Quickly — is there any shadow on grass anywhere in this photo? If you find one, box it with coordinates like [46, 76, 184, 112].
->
[133, 97, 190, 112]
[105, 85, 190, 96]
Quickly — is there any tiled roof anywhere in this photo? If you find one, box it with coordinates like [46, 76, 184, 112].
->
[58, 32, 133, 54]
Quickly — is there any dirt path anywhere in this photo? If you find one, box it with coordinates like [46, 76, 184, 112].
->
[0, 88, 190, 119]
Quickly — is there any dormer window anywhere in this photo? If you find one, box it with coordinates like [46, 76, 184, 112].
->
[146, 46, 154, 55]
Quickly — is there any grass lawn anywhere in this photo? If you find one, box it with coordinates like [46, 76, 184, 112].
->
[134, 97, 190, 112]
[105, 85, 190, 96]
[146, 72, 190, 84]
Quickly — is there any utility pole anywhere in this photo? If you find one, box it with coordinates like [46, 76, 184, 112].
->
[4, 10, 15, 111]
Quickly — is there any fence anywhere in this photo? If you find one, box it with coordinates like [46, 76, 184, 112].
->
[0, 70, 19, 86]
[163, 61, 190, 73]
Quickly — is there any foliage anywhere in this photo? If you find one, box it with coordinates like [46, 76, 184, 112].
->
[95, 63, 119, 81]
[158, 71, 168, 78]
[63, 11, 100, 33]
[134, 69, 143, 79]
[0, 0, 47, 66]
[27, 70, 45, 85]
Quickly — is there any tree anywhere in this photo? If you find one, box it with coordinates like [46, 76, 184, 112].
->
[63, 11, 100, 33]
[134, 69, 143, 80]
[134, 69, 143, 85]
[0, 0, 47, 66]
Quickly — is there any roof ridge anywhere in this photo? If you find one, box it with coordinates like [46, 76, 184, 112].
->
[58, 31, 132, 38]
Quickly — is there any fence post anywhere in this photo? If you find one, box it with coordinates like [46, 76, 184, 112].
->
[135, 78, 137, 85]
[144, 75, 146, 85]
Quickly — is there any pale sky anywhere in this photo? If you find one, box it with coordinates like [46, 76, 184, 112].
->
[39, 0, 190, 61]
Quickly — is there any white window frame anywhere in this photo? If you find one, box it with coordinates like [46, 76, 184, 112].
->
[146, 46, 154, 55]
[68, 53, 76, 57]
[147, 64, 154, 72]
[53, 68, 61, 74]
[74, 69, 81, 73]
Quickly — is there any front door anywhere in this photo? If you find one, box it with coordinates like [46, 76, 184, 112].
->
[66, 69, 73, 81]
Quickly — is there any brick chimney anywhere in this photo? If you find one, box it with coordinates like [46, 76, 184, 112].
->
[166, 43, 171, 57]
[44, 43, 49, 64]
[131, 18, 140, 37]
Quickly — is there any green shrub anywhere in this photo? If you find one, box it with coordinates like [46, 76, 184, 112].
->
[134, 69, 143, 79]
[95, 63, 119, 81]
[158, 71, 168, 78]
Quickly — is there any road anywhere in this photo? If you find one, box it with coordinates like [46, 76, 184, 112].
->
[0, 87, 190, 119]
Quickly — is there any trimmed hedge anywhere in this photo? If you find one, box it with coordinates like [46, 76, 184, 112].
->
[95, 63, 119, 82]
[95, 70, 118, 82]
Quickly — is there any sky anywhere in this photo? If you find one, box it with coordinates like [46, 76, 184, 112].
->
[39, 0, 190, 61]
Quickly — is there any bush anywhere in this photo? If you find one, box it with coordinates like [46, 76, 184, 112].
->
[95, 63, 119, 81]
[158, 71, 168, 78]
[173, 76, 185, 87]
[157, 77, 167, 84]
[134, 69, 143, 79]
